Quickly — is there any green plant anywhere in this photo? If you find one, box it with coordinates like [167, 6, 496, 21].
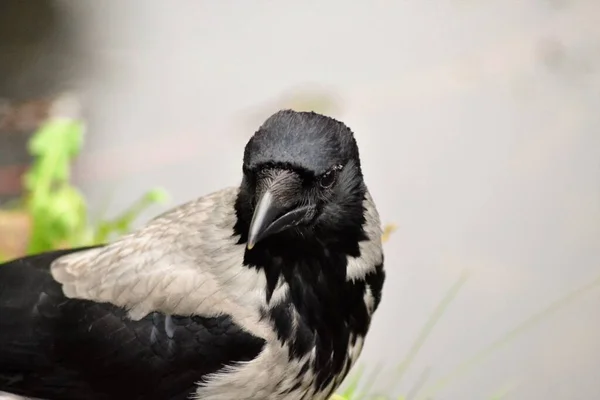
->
[2, 111, 168, 258]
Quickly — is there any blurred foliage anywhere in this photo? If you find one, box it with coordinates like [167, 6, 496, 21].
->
[332, 269, 600, 400]
[0, 113, 168, 261]
[22, 115, 87, 253]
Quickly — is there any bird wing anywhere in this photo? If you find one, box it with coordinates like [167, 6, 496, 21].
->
[49, 187, 268, 333]
[0, 247, 266, 400]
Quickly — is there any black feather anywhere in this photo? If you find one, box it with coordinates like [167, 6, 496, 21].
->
[241, 229, 383, 391]
[244, 110, 361, 176]
[0, 248, 265, 400]
[233, 110, 385, 391]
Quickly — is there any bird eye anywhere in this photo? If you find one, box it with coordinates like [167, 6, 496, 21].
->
[319, 166, 341, 188]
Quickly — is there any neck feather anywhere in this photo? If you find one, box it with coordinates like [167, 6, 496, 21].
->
[233, 191, 385, 391]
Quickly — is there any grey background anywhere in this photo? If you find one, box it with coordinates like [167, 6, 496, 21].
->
[2, 1, 600, 399]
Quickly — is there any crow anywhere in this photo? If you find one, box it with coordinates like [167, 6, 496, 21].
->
[0, 110, 385, 400]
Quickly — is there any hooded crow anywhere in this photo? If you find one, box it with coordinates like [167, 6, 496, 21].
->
[0, 110, 385, 400]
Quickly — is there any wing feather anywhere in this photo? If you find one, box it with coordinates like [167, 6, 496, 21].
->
[49, 188, 271, 337]
[0, 243, 266, 400]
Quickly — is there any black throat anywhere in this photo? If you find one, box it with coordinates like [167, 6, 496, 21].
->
[232, 190, 384, 392]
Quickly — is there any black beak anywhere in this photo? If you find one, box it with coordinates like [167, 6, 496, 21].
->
[247, 170, 316, 249]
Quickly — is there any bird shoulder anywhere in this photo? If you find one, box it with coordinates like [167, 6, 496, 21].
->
[49, 187, 273, 338]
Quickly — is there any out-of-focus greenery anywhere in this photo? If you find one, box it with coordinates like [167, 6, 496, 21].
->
[331, 269, 600, 400]
[0, 113, 168, 260]
[22, 115, 87, 253]
[332, 204, 599, 399]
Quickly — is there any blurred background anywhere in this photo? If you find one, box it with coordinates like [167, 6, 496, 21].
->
[0, 1, 599, 399]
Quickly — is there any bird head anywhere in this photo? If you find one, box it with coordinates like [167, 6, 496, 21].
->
[236, 109, 367, 250]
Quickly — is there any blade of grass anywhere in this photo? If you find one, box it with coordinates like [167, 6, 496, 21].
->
[339, 364, 365, 398]
[396, 269, 470, 383]
[330, 395, 348, 400]
[415, 273, 600, 400]
[397, 269, 470, 379]
[488, 379, 522, 400]
[405, 366, 432, 400]
[354, 361, 385, 398]
[373, 269, 470, 398]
